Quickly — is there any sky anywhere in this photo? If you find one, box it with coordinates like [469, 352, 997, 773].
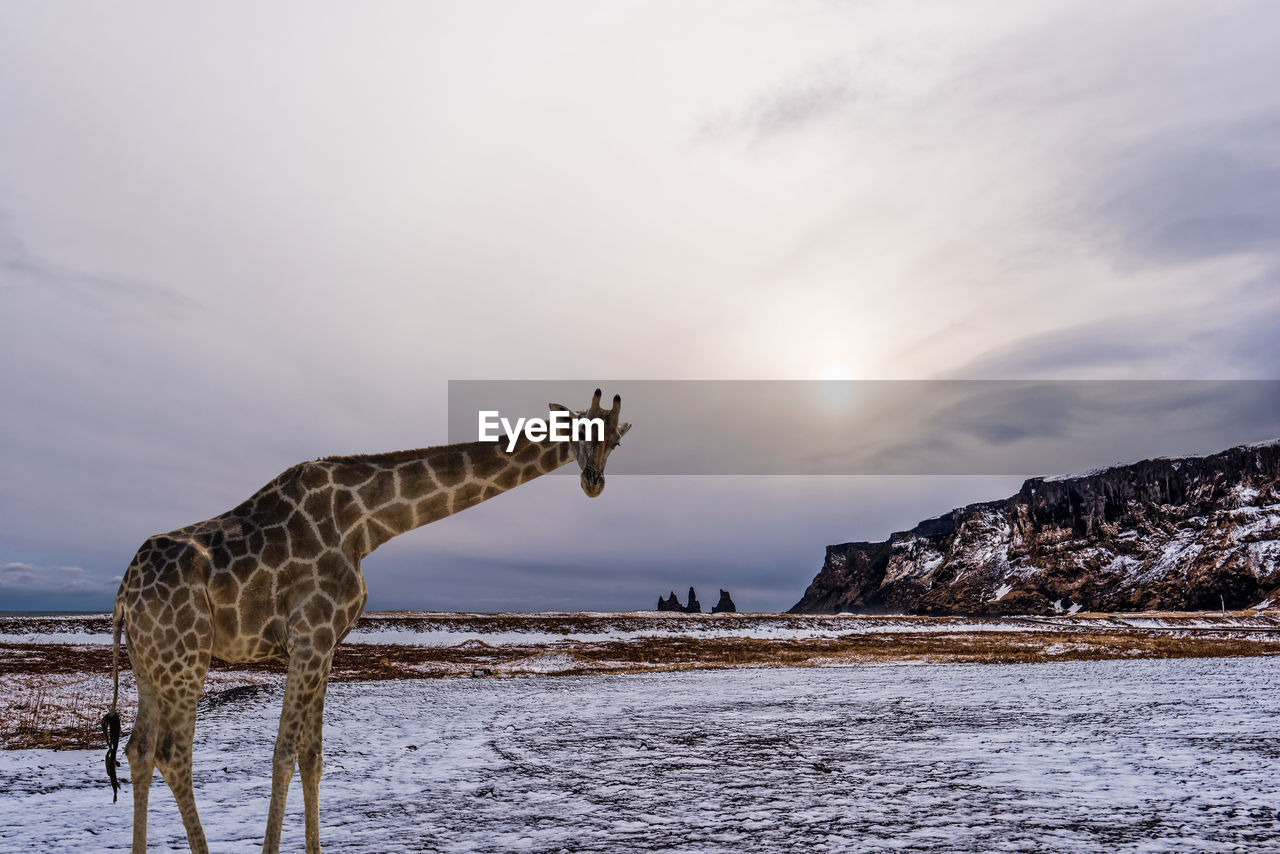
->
[2, 1, 1279, 612]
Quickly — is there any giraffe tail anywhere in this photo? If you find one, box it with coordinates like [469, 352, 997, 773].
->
[102, 596, 123, 803]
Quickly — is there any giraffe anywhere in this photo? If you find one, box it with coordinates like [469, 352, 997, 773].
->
[101, 390, 630, 854]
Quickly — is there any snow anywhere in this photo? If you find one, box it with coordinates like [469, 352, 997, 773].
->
[886, 537, 947, 583]
[500, 652, 590, 674]
[1038, 438, 1280, 483]
[3, 658, 1279, 852]
[1128, 531, 1205, 588]
[5, 610, 1279, 652]
[1234, 485, 1261, 503]
[991, 584, 1014, 603]
[1042, 464, 1117, 482]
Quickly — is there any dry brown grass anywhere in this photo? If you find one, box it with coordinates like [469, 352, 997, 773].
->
[9, 675, 104, 750]
[551, 631, 1280, 671]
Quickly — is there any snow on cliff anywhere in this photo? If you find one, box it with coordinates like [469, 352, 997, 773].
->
[793, 441, 1280, 615]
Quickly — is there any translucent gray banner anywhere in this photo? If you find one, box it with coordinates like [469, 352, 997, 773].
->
[447, 380, 1280, 475]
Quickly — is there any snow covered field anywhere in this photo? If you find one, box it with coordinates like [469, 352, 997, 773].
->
[3, 657, 1278, 853]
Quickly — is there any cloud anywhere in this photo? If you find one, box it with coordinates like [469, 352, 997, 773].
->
[1, 3, 1278, 613]
[697, 67, 862, 142]
[954, 259, 1280, 381]
[0, 562, 114, 595]
[1095, 138, 1280, 267]
[0, 216, 192, 309]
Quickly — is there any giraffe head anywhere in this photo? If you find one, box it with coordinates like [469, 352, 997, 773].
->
[550, 388, 631, 498]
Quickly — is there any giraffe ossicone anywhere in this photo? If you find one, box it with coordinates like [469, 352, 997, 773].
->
[102, 389, 630, 854]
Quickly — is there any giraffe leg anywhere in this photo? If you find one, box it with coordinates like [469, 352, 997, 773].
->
[126, 596, 212, 854]
[298, 656, 333, 854]
[263, 645, 330, 854]
[124, 675, 158, 854]
[153, 685, 209, 854]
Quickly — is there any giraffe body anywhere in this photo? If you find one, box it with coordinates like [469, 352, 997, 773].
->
[107, 391, 629, 853]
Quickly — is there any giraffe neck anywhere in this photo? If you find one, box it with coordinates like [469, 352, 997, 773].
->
[333, 437, 577, 557]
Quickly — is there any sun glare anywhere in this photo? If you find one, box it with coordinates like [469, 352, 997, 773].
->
[817, 359, 853, 382]
[816, 359, 856, 405]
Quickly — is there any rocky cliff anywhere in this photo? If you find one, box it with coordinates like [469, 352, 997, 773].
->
[792, 441, 1280, 615]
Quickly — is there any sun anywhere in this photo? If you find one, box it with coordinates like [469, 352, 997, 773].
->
[817, 359, 853, 382]
[816, 359, 856, 405]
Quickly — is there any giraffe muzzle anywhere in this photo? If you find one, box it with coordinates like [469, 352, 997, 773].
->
[581, 465, 605, 497]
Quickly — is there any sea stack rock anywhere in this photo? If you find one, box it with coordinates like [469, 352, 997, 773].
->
[657, 591, 683, 612]
[711, 590, 736, 613]
[685, 587, 702, 613]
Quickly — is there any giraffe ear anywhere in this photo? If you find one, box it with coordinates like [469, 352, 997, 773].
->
[619, 422, 632, 437]
[548, 403, 571, 413]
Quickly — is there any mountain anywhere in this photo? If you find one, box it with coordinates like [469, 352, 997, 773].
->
[791, 441, 1280, 615]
